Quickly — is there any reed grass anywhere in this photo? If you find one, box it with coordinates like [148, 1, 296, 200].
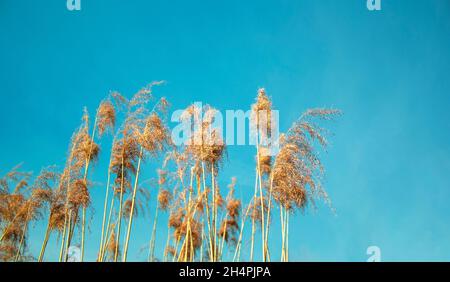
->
[0, 84, 340, 262]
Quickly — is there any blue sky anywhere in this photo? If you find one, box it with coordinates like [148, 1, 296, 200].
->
[1, 0, 450, 261]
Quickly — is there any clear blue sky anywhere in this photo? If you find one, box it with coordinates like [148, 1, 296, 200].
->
[1, 0, 450, 261]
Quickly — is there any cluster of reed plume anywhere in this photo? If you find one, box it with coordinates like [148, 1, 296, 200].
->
[0, 83, 340, 262]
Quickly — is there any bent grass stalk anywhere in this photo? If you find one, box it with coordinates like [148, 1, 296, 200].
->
[100, 194, 115, 261]
[148, 197, 159, 262]
[255, 128, 266, 262]
[114, 145, 126, 262]
[81, 115, 98, 261]
[38, 216, 51, 262]
[122, 147, 144, 262]
[250, 172, 258, 262]
[233, 202, 251, 262]
[98, 157, 113, 261]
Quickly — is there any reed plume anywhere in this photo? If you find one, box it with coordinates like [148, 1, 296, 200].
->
[267, 108, 341, 261]
[250, 88, 273, 261]
[122, 94, 171, 261]
[0, 166, 51, 261]
[217, 177, 241, 260]
[182, 104, 226, 261]
[148, 169, 172, 262]
[57, 106, 103, 262]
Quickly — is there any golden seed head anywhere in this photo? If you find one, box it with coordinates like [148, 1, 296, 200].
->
[97, 100, 116, 136]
